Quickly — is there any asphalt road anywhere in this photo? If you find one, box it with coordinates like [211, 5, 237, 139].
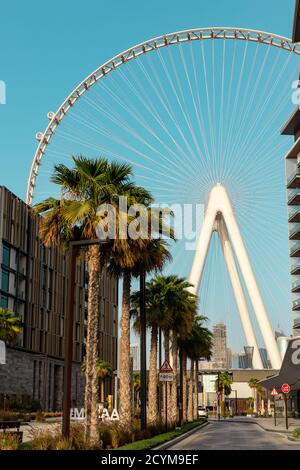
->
[170, 420, 300, 450]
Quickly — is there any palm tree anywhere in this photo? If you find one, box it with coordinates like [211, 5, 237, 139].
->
[81, 359, 113, 402]
[0, 308, 21, 344]
[35, 155, 151, 445]
[248, 378, 259, 414]
[110, 235, 172, 430]
[179, 316, 213, 423]
[215, 372, 233, 418]
[141, 275, 197, 426]
[130, 246, 173, 426]
[132, 372, 141, 415]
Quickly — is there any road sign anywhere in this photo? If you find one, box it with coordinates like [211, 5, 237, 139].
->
[0, 341, 5, 365]
[271, 387, 279, 397]
[159, 372, 174, 382]
[281, 383, 291, 395]
[159, 360, 173, 373]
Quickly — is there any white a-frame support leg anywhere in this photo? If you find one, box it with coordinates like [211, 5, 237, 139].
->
[217, 216, 263, 370]
[189, 184, 282, 370]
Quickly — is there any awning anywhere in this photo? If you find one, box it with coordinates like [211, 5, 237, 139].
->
[259, 337, 300, 392]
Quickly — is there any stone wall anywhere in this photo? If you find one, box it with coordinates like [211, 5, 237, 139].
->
[0, 347, 85, 411]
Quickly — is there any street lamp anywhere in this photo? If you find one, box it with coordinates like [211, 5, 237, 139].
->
[62, 238, 108, 439]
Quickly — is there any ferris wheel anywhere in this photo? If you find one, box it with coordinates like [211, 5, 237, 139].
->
[27, 27, 300, 351]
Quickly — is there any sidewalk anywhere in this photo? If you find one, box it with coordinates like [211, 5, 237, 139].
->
[213, 416, 300, 434]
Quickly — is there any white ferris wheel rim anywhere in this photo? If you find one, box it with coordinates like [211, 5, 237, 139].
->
[26, 26, 300, 205]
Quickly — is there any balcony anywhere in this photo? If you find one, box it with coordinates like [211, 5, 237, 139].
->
[292, 299, 300, 311]
[288, 192, 300, 206]
[289, 226, 300, 240]
[290, 243, 300, 257]
[291, 263, 300, 275]
[292, 279, 300, 293]
[287, 170, 300, 189]
[289, 210, 300, 223]
[294, 317, 300, 329]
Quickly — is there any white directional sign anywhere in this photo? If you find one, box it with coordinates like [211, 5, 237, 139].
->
[0, 341, 6, 365]
[159, 360, 174, 382]
[159, 372, 174, 382]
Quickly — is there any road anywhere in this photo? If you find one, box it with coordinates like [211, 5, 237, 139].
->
[170, 420, 300, 450]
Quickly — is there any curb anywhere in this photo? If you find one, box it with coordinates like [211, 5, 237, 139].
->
[218, 418, 294, 436]
[154, 421, 209, 450]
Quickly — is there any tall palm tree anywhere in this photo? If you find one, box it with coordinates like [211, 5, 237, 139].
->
[81, 359, 113, 402]
[0, 308, 21, 344]
[215, 372, 233, 418]
[248, 378, 260, 414]
[178, 316, 212, 423]
[130, 246, 173, 426]
[35, 155, 150, 445]
[142, 275, 196, 426]
[110, 236, 172, 430]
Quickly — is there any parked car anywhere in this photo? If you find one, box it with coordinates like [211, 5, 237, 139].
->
[198, 405, 208, 418]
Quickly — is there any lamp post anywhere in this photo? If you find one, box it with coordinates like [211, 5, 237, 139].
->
[62, 239, 108, 439]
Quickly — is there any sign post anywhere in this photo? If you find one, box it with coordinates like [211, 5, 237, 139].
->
[159, 361, 174, 432]
[281, 384, 291, 430]
[270, 388, 279, 427]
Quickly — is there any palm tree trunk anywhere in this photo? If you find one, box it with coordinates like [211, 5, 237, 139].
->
[171, 333, 178, 425]
[164, 330, 170, 361]
[182, 351, 187, 424]
[163, 330, 171, 424]
[119, 271, 132, 430]
[193, 361, 199, 420]
[187, 360, 194, 422]
[101, 380, 104, 403]
[84, 245, 101, 446]
[148, 325, 158, 426]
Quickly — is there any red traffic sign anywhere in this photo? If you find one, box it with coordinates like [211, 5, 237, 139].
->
[159, 360, 173, 373]
[281, 384, 291, 395]
[270, 388, 279, 397]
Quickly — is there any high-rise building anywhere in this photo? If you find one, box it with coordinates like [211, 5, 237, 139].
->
[212, 322, 228, 369]
[282, 0, 300, 336]
[130, 343, 140, 371]
[0, 187, 118, 410]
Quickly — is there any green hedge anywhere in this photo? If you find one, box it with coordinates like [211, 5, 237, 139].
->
[117, 419, 206, 450]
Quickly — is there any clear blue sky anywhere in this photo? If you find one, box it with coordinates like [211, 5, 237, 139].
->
[0, 0, 295, 198]
[0, 0, 297, 355]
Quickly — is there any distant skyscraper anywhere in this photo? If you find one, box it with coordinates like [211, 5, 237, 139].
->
[226, 348, 232, 369]
[130, 343, 140, 371]
[259, 348, 271, 369]
[212, 322, 228, 369]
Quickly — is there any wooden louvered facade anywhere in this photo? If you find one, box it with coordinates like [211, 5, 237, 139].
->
[0, 186, 118, 410]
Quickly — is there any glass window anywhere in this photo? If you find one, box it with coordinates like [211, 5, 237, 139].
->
[1, 269, 9, 292]
[2, 245, 10, 267]
[0, 294, 8, 308]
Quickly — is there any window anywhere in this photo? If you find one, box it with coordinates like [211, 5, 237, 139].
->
[0, 294, 8, 308]
[2, 245, 10, 267]
[1, 269, 9, 292]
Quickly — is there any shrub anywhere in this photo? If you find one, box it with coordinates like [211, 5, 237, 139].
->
[292, 428, 300, 440]
[0, 410, 17, 421]
[30, 430, 56, 450]
[0, 433, 20, 450]
[35, 411, 45, 423]
[99, 423, 113, 449]
[69, 423, 89, 450]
